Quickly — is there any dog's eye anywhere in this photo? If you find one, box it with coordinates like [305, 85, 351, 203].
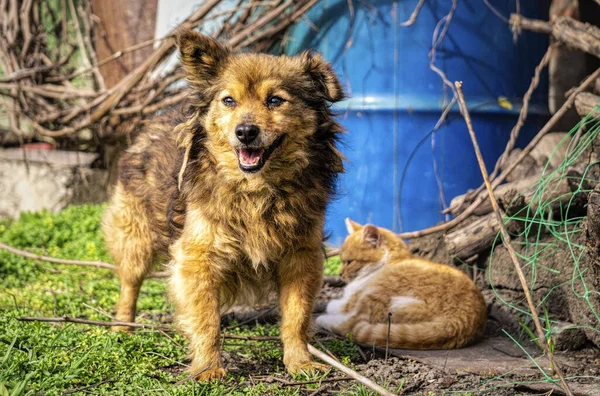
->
[222, 97, 236, 107]
[267, 96, 284, 107]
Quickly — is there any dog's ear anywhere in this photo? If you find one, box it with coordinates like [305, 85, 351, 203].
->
[345, 218, 362, 235]
[362, 225, 382, 248]
[176, 29, 231, 88]
[300, 51, 345, 103]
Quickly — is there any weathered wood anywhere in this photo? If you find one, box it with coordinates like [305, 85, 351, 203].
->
[501, 149, 539, 183]
[511, 15, 600, 59]
[445, 212, 500, 260]
[446, 173, 580, 259]
[584, 184, 600, 255]
[449, 133, 570, 216]
[449, 174, 542, 217]
[575, 91, 600, 117]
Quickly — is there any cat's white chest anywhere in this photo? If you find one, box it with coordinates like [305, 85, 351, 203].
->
[316, 272, 377, 331]
[325, 273, 375, 314]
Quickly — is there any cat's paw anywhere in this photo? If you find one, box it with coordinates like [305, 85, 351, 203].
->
[315, 315, 329, 329]
[315, 314, 345, 332]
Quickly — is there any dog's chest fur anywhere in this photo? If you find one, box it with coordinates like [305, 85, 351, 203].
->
[187, 172, 323, 269]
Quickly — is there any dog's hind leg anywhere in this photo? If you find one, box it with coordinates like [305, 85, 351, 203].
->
[103, 184, 154, 332]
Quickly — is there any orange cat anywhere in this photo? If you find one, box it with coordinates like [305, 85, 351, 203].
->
[316, 219, 487, 349]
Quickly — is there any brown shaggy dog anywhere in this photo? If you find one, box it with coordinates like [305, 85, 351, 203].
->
[102, 30, 345, 381]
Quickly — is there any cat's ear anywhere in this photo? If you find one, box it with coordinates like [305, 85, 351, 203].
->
[362, 225, 381, 248]
[345, 218, 362, 235]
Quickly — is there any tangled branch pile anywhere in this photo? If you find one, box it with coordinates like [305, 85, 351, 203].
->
[0, 0, 317, 146]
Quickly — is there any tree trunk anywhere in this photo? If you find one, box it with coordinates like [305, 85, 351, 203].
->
[91, 0, 158, 88]
[90, 0, 158, 189]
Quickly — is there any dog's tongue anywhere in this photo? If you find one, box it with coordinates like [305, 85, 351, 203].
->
[239, 148, 264, 166]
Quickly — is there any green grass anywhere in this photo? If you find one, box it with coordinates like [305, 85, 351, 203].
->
[0, 205, 360, 395]
[324, 255, 341, 276]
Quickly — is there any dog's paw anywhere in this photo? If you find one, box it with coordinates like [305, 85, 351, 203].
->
[193, 366, 227, 382]
[286, 360, 330, 376]
[110, 325, 133, 333]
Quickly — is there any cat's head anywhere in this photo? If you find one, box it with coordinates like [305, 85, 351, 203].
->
[338, 218, 410, 282]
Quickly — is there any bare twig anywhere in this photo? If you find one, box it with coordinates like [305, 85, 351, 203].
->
[398, 67, 600, 239]
[174, 365, 211, 385]
[0, 0, 319, 144]
[399, 0, 425, 27]
[307, 344, 395, 396]
[0, 241, 169, 278]
[63, 378, 116, 395]
[385, 312, 391, 362]
[454, 81, 572, 396]
[266, 375, 352, 386]
[17, 316, 281, 341]
[314, 338, 340, 363]
[447, 43, 556, 215]
[18, 316, 173, 331]
[483, 0, 509, 23]
[0, 241, 116, 271]
[1, 240, 342, 286]
[510, 14, 600, 58]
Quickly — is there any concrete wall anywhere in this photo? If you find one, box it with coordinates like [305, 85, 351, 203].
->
[0, 149, 108, 218]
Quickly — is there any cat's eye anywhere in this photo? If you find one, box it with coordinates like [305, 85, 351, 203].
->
[267, 96, 284, 107]
[222, 97, 236, 107]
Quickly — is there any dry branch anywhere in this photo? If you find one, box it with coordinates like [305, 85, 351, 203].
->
[454, 81, 573, 396]
[0, 241, 340, 280]
[450, 174, 543, 217]
[17, 316, 280, 341]
[0, 0, 319, 145]
[0, 241, 169, 278]
[449, 132, 571, 216]
[307, 344, 395, 396]
[510, 15, 600, 59]
[405, 67, 600, 240]
[444, 170, 584, 259]
[399, 0, 425, 27]
[450, 44, 555, 215]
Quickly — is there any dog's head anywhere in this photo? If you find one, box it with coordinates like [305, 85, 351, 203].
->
[176, 30, 344, 181]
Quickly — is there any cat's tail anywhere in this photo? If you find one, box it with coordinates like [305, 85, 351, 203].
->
[351, 317, 483, 350]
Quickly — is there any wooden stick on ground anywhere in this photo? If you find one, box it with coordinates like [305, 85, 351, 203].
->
[16, 316, 280, 341]
[0, 241, 340, 280]
[454, 81, 573, 396]
[0, 241, 341, 281]
[0, 242, 169, 278]
[307, 344, 395, 396]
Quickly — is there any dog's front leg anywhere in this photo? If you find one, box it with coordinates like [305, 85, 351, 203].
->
[279, 247, 328, 375]
[170, 239, 226, 381]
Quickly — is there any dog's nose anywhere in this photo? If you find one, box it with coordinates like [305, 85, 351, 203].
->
[235, 124, 260, 145]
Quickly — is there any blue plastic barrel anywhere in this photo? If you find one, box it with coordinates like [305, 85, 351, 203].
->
[285, 0, 549, 245]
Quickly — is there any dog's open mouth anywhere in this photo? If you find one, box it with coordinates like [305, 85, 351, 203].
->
[236, 135, 286, 173]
